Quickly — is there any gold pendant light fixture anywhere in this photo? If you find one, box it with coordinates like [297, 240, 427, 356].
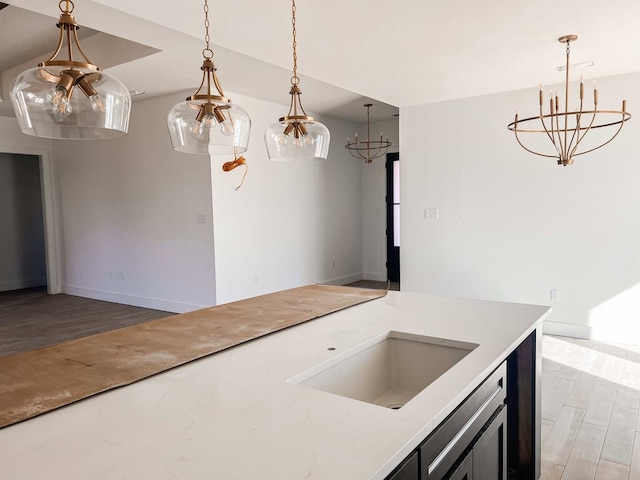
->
[345, 103, 391, 163]
[508, 35, 631, 166]
[167, 0, 251, 155]
[10, 0, 131, 139]
[264, 0, 330, 161]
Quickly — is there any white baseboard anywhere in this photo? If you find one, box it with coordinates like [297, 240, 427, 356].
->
[322, 273, 364, 286]
[62, 285, 206, 314]
[0, 277, 47, 292]
[543, 319, 640, 346]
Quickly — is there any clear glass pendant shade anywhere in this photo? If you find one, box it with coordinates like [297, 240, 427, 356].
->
[10, 66, 131, 139]
[167, 98, 251, 155]
[264, 118, 330, 161]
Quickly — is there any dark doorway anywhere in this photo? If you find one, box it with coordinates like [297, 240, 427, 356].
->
[386, 152, 400, 283]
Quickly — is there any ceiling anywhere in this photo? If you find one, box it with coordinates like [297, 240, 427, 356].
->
[2, 0, 640, 125]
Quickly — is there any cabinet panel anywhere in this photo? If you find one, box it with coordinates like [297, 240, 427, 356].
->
[445, 450, 473, 480]
[421, 363, 506, 478]
[473, 405, 507, 480]
[387, 451, 419, 480]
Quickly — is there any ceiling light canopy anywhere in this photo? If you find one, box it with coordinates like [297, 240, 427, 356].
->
[264, 0, 330, 161]
[167, 0, 251, 155]
[345, 103, 392, 163]
[10, 0, 131, 140]
[508, 35, 631, 166]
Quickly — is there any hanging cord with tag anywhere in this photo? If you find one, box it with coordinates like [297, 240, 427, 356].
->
[222, 148, 248, 190]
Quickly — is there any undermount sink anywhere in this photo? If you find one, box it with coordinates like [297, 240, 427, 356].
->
[288, 331, 478, 409]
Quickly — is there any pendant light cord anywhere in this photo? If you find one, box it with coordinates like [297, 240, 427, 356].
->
[291, 0, 298, 86]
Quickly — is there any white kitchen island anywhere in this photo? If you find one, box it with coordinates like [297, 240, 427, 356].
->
[0, 290, 551, 480]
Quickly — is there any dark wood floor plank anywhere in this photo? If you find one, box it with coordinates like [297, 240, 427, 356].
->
[0, 287, 173, 357]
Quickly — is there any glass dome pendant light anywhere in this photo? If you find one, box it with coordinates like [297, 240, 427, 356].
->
[10, 0, 131, 140]
[264, 0, 330, 161]
[167, 0, 250, 155]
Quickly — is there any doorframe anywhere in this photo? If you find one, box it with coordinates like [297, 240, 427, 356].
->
[2, 146, 62, 294]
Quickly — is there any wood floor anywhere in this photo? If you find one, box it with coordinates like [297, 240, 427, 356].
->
[3, 287, 638, 479]
[0, 287, 173, 357]
[541, 335, 640, 479]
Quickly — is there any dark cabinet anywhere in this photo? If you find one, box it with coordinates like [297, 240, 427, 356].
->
[387, 451, 419, 480]
[384, 329, 540, 480]
[472, 405, 506, 480]
[384, 363, 507, 480]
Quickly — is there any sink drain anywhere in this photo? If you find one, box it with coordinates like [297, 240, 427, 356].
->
[387, 403, 404, 410]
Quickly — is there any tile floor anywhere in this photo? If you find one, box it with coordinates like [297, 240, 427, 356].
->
[541, 335, 640, 479]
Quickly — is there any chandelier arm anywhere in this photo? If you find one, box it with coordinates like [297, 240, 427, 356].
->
[537, 105, 561, 156]
[552, 106, 568, 160]
[44, 24, 66, 63]
[192, 68, 208, 98]
[569, 109, 599, 158]
[570, 119, 626, 158]
[71, 27, 93, 66]
[513, 128, 560, 159]
[212, 70, 225, 97]
[567, 99, 584, 155]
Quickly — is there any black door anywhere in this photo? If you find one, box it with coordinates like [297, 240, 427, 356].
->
[386, 152, 400, 283]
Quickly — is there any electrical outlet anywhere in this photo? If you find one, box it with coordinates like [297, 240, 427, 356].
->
[424, 208, 439, 220]
[197, 214, 207, 224]
[331, 259, 336, 268]
[550, 289, 559, 302]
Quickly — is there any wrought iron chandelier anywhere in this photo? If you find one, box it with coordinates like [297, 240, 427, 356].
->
[508, 35, 631, 166]
[10, 0, 131, 139]
[167, 0, 251, 155]
[264, 0, 330, 161]
[345, 103, 391, 163]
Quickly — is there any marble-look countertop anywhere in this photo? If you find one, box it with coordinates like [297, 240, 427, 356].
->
[0, 291, 551, 480]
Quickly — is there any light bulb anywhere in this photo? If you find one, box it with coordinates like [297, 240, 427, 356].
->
[190, 121, 204, 138]
[277, 134, 287, 146]
[304, 134, 314, 146]
[89, 93, 106, 113]
[293, 137, 303, 147]
[202, 114, 215, 130]
[46, 86, 72, 117]
[220, 118, 235, 136]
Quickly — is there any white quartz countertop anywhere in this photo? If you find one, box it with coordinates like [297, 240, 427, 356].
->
[0, 291, 551, 480]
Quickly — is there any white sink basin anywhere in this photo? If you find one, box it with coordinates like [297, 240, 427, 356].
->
[288, 331, 478, 409]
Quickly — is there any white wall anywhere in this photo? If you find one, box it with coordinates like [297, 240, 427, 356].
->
[401, 71, 640, 344]
[361, 118, 400, 281]
[52, 93, 217, 313]
[211, 92, 363, 304]
[0, 153, 47, 291]
[48, 89, 364, 310]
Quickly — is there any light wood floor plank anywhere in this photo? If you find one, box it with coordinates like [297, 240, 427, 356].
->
[542, 406, 585, 466]
[616, 386, 640, 411]
[584, 381, 618, 427]
[542, 419, 555, 447]
[565, 372, 597, 410]
[541, 461, 564, 480]
[630, 432, 640, 479]
[594, 459, 630, 480]
[543, 375, 575, 422]
[601, 425, 635, 466]
[561, 423, 607, 480]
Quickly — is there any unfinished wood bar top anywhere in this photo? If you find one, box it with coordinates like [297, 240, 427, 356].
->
[0, 287, 551, 480]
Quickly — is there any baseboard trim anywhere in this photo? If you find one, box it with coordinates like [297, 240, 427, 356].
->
[322, 273, 364, 286]
[62, 285, 206, 314]
[543, 319, 640, 345]
[363, 271, 387, 282]
[0, 277, 47, 292]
